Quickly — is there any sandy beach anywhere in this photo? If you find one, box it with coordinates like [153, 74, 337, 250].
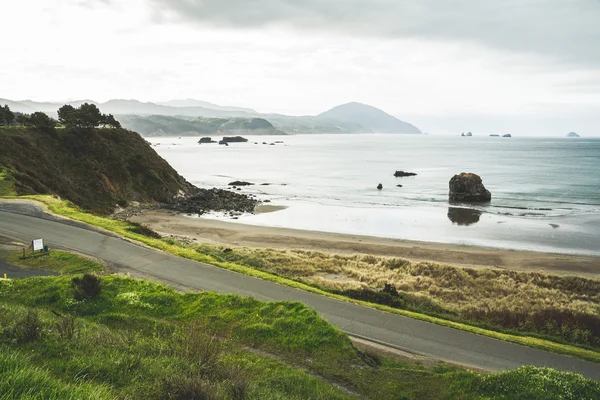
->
[130, 209, 600, 279]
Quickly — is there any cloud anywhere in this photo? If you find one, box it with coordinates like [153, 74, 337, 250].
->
[148, 0, 600, 67]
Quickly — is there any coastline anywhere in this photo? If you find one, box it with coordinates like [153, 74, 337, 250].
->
[130, 209, 600, 279]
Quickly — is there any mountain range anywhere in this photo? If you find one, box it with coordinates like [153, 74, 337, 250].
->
[0, 98, 422, 136]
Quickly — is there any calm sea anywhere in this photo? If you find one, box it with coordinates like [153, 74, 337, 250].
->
[148, 134, 600, 255]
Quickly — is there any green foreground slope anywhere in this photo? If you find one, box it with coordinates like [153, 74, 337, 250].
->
[0, 275, 599, 400]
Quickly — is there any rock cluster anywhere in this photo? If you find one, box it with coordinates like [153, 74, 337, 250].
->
[449, 173, 491, 202]
[165, 187, 258, 215]
[198, 137, 217, 144]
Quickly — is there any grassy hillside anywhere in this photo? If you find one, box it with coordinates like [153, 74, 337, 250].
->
[117, 115, 286, 137]
[1, 274, 598, 399]
[0, 127, 191, 213]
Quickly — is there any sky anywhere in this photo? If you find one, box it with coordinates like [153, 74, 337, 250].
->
[1, 0, 599, 135]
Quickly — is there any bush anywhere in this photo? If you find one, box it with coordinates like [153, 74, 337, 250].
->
[72, 273, 102, 301]
[52, 311, 77, 340]
[14, 310, 44, 343]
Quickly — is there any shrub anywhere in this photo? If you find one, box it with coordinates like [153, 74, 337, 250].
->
[14, 310, 43, 343]
[52, 311, 77, 340]
[72, 273, 102, 301]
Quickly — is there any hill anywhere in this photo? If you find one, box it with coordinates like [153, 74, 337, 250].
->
[156, 98, 257, 113]
[0, 127, 192, 213]
[118, 115, 286, 136]
[1, 273, 598, 399]
[2, 98, 422, 135]
[319, 102, 422, 134]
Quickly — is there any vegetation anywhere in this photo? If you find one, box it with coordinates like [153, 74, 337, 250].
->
[0, 127, 190, 213]
[5, 195, 600, 365]
[7, 250, 105, 275]
[0, 168, 17, 196]
[58, 103, 121, 129]
[117, 115, 285, 136]
[1, 275, 598, 399]
[0, 105, 15, 126]
[191, 245, 600, 347]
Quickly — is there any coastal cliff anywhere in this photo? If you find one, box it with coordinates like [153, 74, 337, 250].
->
[0, 126, 257, 214]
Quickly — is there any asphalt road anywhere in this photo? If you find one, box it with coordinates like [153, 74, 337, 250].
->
[1, 207, 599, 380]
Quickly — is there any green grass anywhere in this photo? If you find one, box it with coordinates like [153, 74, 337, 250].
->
[3, 195, 600, 365]
[6, 250, 105, 275]
[1, 275, 598, 399]
[0, 169, 16, 196]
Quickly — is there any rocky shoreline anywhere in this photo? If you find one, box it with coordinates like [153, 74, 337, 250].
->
[113, 187, 259, 221]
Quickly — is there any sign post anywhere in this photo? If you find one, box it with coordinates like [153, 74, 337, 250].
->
[32, 239, 44, 252]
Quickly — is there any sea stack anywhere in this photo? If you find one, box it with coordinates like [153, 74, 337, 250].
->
[449, 173, 491, 202]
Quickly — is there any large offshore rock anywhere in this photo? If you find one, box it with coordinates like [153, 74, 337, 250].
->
[449, 173, 491, 202]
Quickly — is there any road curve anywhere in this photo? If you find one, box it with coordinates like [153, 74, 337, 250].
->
[1, 208, 599, 380]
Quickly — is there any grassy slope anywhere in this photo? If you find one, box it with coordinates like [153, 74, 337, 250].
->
[0, 169, 16, 196]
[0, 127, 189, 213]
[6, 195, 600, 365]
[1, 275, 599, 400]
[6, 250, 105, 275]
[192, 244, 600, 348]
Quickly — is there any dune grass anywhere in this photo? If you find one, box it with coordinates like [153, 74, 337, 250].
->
[6, 250, 105, 275]
[1, 275, 599, 400]
[3, 195, 600, 365]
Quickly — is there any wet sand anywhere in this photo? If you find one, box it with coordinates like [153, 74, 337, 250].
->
[130, 210, 600, 279]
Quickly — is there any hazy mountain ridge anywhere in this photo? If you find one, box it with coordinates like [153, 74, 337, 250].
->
[319, 102, 422, 134]
[1, 98, 422, 135]
[118, 115, 286, 136]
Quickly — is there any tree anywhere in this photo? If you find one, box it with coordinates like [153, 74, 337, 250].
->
[102, 113, 121, 129]
[4, 106, 15, 126]
[29, 112, 57, 133]
[78, 103, 103, 129]
[0, 105, 15, 126]
[58, 104, 77, 128]
[56, 103, 120, 129]
[15, 113, 30, 126]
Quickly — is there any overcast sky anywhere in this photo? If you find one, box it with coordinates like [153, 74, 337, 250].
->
[1, 0, 599, 135]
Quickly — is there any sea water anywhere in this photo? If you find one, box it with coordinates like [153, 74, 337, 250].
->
[147, 134, 600, 255]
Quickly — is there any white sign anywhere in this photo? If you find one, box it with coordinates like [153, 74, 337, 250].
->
[33, 239, 44, 251]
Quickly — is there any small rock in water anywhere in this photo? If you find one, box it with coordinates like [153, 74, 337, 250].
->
[394, 171, 417, 177]
[377, 183, 383, 190]
[397, 184, 403, 187]
[229, 181, 254, 186]
[549, 223, 560, 229]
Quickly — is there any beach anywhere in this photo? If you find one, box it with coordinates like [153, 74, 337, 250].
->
[130, 209, 600, 279]
[146, 135, 600, 257]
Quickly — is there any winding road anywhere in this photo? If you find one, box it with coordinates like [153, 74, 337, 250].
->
[1, 202, 599, 380]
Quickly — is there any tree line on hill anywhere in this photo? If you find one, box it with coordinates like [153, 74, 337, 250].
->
[0, 103, 121, 132]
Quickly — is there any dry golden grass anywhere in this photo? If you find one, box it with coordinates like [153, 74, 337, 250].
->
[195, 244, 600, 346]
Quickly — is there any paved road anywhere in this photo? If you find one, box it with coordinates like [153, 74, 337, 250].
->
[1, 208, 599, 380]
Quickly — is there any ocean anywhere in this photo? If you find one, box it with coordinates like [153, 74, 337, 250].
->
[147, 134, 600, 256]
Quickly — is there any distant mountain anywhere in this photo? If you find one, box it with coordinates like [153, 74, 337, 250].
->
[0, 98, 38, 113]
[118, 115, 286, 136]
[319, 102, 422, 134]
[1, 98, 422, 135]
[156, 99, 256, 113]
